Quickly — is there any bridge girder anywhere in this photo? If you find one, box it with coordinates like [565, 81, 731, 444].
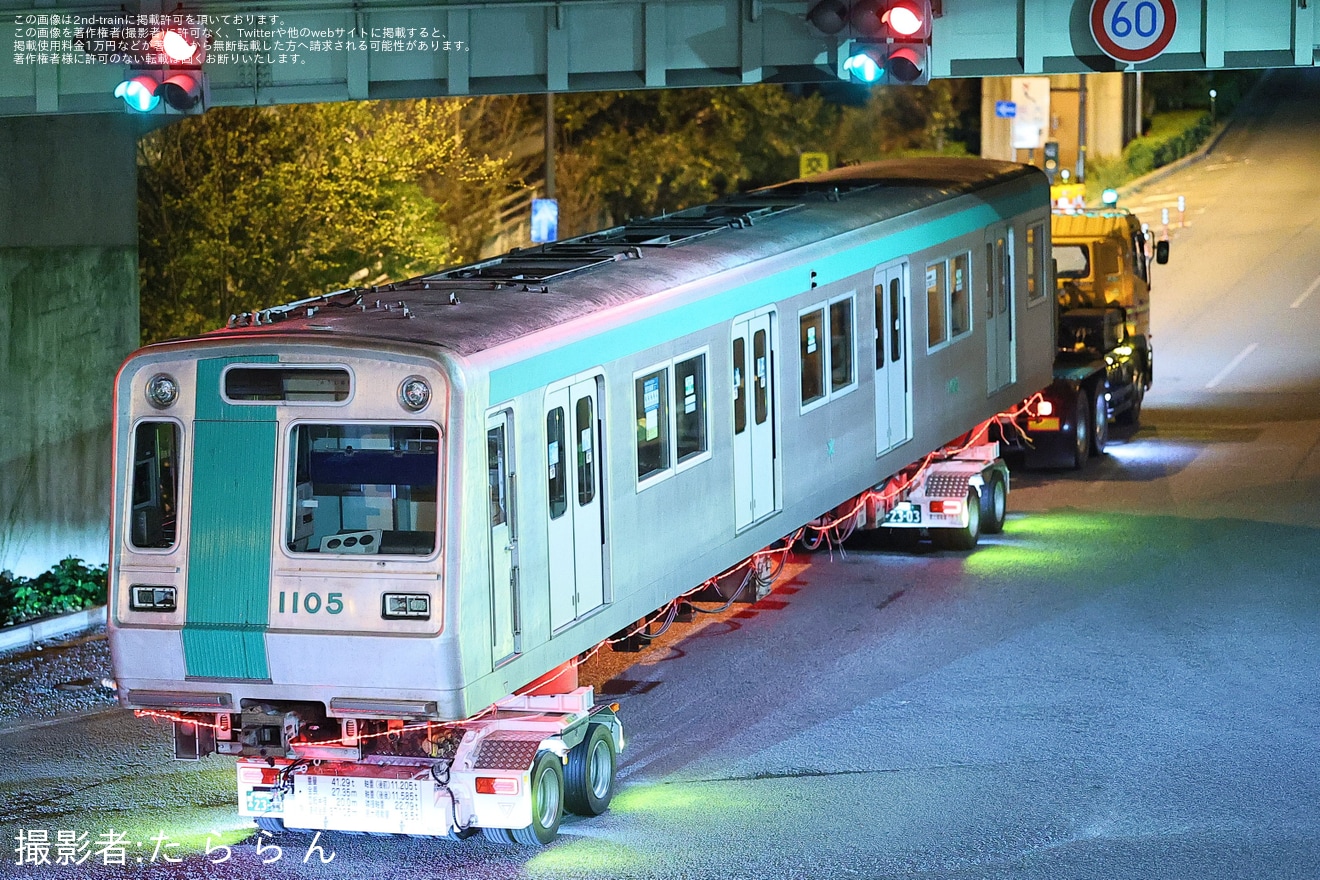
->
[1, 0, 1317, 116]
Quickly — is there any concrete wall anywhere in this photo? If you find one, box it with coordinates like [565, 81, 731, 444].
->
[0, 115, 141, 576]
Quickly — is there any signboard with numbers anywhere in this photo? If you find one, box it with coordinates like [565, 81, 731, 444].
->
[1090, 0, 1178, 64]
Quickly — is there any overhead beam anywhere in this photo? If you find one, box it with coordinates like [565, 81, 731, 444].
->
[1, 0, 1317, 117]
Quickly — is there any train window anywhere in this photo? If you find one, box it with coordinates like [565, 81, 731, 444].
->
[675, 354, 708, 463]
[575, 396, 595, 505]
[733, 337, 747, 435]
[999, 236, 1012, 316]
[635, 368, 670, 482]
[285, 424, 438, 555]
[799, 308, 825, 406]
[1026, 223, 1047, 302]
[986, 243, 996, 319]
[130, 421, 179, 549]
[873, 284, 885, 370]
[926, 261, 948, 349]
[753, 332, 768, 425]
[547, 408, 568, 519]
[950, 253, 971, 339]
[225, 367, 351, 403]
[488, 425, 507, 528]
[829, 296, 855, 394]
[889, 279, 903, 364]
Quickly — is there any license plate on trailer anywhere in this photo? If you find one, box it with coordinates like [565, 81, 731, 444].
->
[1027, 417, 1060, 431]
[884, 504, 921, 525]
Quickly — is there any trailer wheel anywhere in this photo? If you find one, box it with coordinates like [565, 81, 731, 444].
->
[1091, 386, 1109, 455]
[565, 724, 617, 816]
[1069, 393, 1090, 470]
[512, 751, 564, 846]
[254, 818, 286, 835]
[481, 827, 515, 844]
[933, 489, 981, 551]
[980, 471, 1007, 535]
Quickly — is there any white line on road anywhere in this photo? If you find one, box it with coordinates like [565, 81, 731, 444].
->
[1205, 343, 1259, 390]
[1289, 275, 1320, 309]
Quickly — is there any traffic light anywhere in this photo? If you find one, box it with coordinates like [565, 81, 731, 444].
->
[807, 0, 933, 86]
[1043, 141, 1060, 184]
[113, 25, 209, 113]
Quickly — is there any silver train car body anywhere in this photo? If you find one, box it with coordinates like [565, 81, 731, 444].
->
[109, 158, 1053, 741]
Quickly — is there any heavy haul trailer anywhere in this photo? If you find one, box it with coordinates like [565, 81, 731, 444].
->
[108, 158, 1054, 844]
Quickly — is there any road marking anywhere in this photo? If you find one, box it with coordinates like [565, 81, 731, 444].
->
[1289, 275, 1320, 309]
[1205, 343, 1258, 390]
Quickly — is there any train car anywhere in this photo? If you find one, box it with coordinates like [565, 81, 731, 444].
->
[107, 158, 1054, 844]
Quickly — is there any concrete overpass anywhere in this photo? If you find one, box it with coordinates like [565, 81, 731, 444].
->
[1, 0, 1316, 574]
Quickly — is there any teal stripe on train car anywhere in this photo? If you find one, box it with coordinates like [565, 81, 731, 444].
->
[488, 191, 1043, 404]
[183, 355, 278, 680]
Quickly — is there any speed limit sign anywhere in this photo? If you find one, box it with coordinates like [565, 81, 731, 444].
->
[1090, 0, 1178, 64]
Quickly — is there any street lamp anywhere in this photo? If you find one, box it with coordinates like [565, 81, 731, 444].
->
[1209, 89, 1217, 124]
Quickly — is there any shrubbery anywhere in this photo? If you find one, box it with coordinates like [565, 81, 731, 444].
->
[1085, 110, 1213, 200]
[0, 558, 107, 626]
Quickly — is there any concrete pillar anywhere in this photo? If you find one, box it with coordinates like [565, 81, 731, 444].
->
[0, 114, 141, 576]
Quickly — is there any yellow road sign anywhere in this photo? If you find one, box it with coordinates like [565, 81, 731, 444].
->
[799, 152, 829, 178]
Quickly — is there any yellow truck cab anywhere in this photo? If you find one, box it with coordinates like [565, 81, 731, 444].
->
[1051, 208, 1166, 340]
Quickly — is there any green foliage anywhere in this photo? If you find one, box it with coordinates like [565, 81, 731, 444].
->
[0, 557, 107, 626]
[1085, 110, 1212, 201]
[554, 85, 839, 233]
[138, 100, 521, 343]
[833, 80, 978, 164]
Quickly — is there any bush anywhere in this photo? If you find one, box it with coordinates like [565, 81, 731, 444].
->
[1084, 110, 1212, 202]
[0, 558, 108, 626]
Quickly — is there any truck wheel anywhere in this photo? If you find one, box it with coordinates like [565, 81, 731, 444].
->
[1090, 387, 1108, 456]
[1070, 393, 1090, 470]
[512, 751, 564, 846]
[979, 471, 1007, 535]
[254, 818, 286, 835]
[565, 724, 617, 816]
[481, 827, 515, 844]
[933, 489, 981, 551]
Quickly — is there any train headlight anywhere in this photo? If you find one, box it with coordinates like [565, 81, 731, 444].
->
[398, 376, 431, 412]
[130, 585, 177, 612]
[382, 592, 430, 620]
[145, 373, 179, 409]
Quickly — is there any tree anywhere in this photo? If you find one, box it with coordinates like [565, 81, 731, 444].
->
[138, 100, 518, 343]
[553, 85, 838, 233]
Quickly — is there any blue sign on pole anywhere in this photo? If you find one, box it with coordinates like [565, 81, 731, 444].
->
[995, 100, 1017, 119]
[531, 198, 559, 244]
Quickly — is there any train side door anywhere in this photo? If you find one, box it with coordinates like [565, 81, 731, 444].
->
[873, 262, 912, 455]
[732, 311, 778, 531]
[985, 228, 1017, 393]
[487, 410, 519, 665]
[546, 375, 606, 631]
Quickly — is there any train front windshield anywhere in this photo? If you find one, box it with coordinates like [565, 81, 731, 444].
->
[286, 424, 439, 556]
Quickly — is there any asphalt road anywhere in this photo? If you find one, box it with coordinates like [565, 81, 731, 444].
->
[4, 69, 1320, 880]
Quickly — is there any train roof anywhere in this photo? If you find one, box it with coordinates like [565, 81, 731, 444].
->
[208, 158, 1044, 359]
